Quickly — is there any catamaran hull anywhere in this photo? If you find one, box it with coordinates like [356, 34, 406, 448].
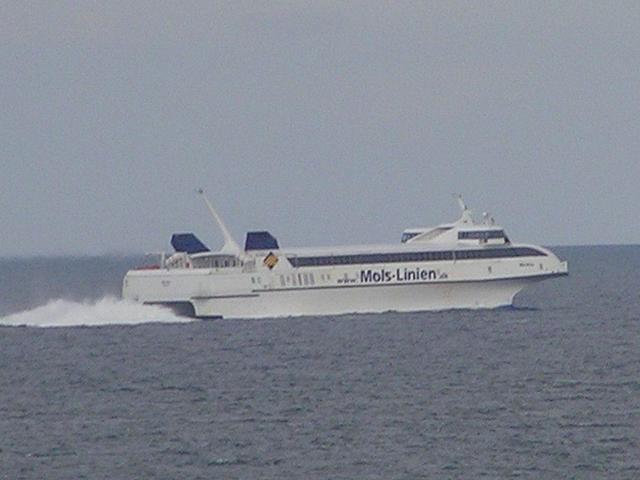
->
[124, 273, 564, 319]
[188, 277, 546, 319]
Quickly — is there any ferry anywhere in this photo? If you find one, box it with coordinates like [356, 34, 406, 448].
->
[122, 191, 568, 318]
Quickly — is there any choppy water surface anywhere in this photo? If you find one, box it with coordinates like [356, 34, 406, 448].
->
[1, 246, 639, 479]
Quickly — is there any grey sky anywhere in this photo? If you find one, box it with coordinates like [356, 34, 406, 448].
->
[2, 1, 639, 256]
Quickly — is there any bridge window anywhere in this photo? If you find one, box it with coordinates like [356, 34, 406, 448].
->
[401, 232, 420, 243]
[458, 230, 505, 240]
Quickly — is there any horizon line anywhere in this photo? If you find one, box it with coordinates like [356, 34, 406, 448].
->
[1, 242, 639, 260]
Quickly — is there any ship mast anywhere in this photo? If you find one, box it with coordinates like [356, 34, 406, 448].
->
[197, 189, 242, 255]
[455, 193, 473, 224]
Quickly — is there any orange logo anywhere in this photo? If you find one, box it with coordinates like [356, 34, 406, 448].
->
[263, 252, 278, 269]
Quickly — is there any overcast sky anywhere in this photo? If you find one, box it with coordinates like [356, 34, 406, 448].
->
[2, 1, 639, 256]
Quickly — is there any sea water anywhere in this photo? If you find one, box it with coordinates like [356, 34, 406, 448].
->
[0, 246, 639, 478]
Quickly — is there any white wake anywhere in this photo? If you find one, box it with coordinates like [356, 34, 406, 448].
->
[0, 297, 195, 328]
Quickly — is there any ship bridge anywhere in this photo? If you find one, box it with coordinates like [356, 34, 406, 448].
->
[401, 196, 510, 246]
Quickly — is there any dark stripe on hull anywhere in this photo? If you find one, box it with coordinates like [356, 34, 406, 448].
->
[191, 293, 260, 300]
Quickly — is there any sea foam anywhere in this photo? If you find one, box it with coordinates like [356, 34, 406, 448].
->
[0, 297, 193, 328]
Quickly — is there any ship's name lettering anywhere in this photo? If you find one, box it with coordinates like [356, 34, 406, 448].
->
[360, 268, 437, 283]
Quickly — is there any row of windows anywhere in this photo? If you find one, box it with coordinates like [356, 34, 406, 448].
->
[279, 272, 316, 287]
[454, 247, 542, 259]
[458, 230, 505, 240]
[252, 273, 332, 288]
[287, 247, 545, 267]
[192, 257, 241, 269]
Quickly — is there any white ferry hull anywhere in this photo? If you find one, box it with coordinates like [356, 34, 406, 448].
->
[189, 277, 538, 319]
[124, 264, 566, 319]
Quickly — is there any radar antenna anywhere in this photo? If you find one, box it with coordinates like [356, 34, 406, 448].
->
[196, 188, 242, 255]
[482, 212, 495, 225]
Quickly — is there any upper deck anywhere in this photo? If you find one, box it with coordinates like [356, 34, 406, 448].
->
[130, 194, 560, 274]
